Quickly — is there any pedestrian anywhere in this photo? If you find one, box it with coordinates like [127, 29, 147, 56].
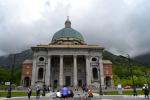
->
[143, 84, 149, 99]
[56, 90, 61, 98]
[87, 89, 93, 100]
[27, 87, 32, 100]
[82, 84, 86, 93]
[36, 86, 41, 100]
[68, 89, 74, 98]
[61, 85, 69, 100]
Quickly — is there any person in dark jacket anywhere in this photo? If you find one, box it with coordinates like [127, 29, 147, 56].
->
[143, 85, 149, 99]
[27, 87, 32, 100]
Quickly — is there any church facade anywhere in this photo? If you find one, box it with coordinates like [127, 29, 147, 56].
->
[29, 18, 112, 88]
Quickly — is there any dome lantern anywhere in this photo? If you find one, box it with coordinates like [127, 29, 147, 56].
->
[65, 16, 71, 28]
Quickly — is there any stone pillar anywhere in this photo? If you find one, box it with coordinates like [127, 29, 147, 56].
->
[86, 55, 91, 86]
[45, 56, 51, 86]
[99, 56, 104, 86]
[73, 55, 77, 86]
[59, 55, 64, 86]
[31, 55, 36, 86]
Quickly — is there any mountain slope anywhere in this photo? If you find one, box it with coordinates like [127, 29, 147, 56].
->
[0, 49, 32, 68]
[134, 52, 150, 65]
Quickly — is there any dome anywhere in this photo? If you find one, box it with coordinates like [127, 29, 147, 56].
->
[51, 18, 85, 44]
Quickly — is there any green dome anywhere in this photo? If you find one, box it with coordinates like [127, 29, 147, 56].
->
[52, 28, 84, 43]
[51, 18, 84, 43]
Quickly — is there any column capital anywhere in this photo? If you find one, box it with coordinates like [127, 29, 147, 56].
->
[73, 55, 77, 57]
[60, 55, 64, 58]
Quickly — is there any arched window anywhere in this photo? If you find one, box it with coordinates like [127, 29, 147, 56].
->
[93, 68, 98, 80]
[38, 68, 44, 80]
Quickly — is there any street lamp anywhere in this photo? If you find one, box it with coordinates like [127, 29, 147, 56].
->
[127, 54, 137, 96]
[7, 54, 15, 98]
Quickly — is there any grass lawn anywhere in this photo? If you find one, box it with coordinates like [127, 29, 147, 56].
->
[0, 92, 36, 97]
[102, 90, 144, 95]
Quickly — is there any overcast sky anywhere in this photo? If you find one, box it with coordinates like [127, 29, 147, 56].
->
[0, 0, 150, 57]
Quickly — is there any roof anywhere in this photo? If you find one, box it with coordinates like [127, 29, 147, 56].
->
[23, 60, 32, 64]
[52, 28, 84, 43]
[102, 60, 112, 64]
[51, 18, 85, 43]
[32, 44, 104, 49]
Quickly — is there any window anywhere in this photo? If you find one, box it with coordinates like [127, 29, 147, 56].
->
[92, 57, 97, 61]
[93, 68, 98, 80]
[38, 68, 44, 80]
[39, 57, 44, 61]
[74, 42, 78, 45]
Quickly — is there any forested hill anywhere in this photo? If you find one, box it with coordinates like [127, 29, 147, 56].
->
[102, 50, 142, 66]
[0, 49, 32, 68]
[0, 49, 144, 68]
[134, 52, 150, 65]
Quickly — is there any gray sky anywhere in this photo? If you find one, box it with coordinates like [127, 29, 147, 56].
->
[0, 0, 150, 57]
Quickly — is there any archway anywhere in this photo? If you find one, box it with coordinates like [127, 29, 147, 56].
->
[38, 68, 44, 80]
[92, 68, 98, 80]
[24, 77, 30, 87]
[105, 76, 111, 88]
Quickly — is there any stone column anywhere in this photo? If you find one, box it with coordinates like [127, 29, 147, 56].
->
[31, 55, 36, 86]
[45, 56, 51, 86]
[86, 55, 91, 86]
[99, 56, 104, 86]
[59, 55, 64, 86]
[73, 55, 77, 86]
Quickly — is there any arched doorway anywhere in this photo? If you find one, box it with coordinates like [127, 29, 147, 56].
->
[105, 76, 111, 88]
[92, 68, 98, 80]
[24, 77, 30, 87]
[38, 68, 44, 80]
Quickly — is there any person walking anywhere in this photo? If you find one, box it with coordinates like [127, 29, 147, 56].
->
[87, 89, 93, 100]
[61, 85, 69, 100]
[27, 87, 32, 100]
[36, 86, 41, 100]
[82, 85, 86, 93]
[143, 84, 149, 99]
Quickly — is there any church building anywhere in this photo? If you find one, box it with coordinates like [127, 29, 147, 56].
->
[21, 18, 113, 88]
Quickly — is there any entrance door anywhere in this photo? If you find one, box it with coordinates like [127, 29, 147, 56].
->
[78, 80, 82, 86]
[24, 77, 30, 87]
[65, 76, 71, 86]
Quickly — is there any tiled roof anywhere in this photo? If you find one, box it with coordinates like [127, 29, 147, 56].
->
[23, 60, 32, 64]
[102, 60, 112, 64]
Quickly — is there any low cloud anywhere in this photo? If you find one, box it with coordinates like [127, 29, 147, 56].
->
[0, 0, 150, 57]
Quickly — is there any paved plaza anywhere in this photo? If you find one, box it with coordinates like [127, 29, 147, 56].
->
[0, 94, 147, 100]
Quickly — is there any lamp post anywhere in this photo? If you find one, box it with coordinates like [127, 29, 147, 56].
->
[7, 54, 15, 98]
[127, 54, 137, 96]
